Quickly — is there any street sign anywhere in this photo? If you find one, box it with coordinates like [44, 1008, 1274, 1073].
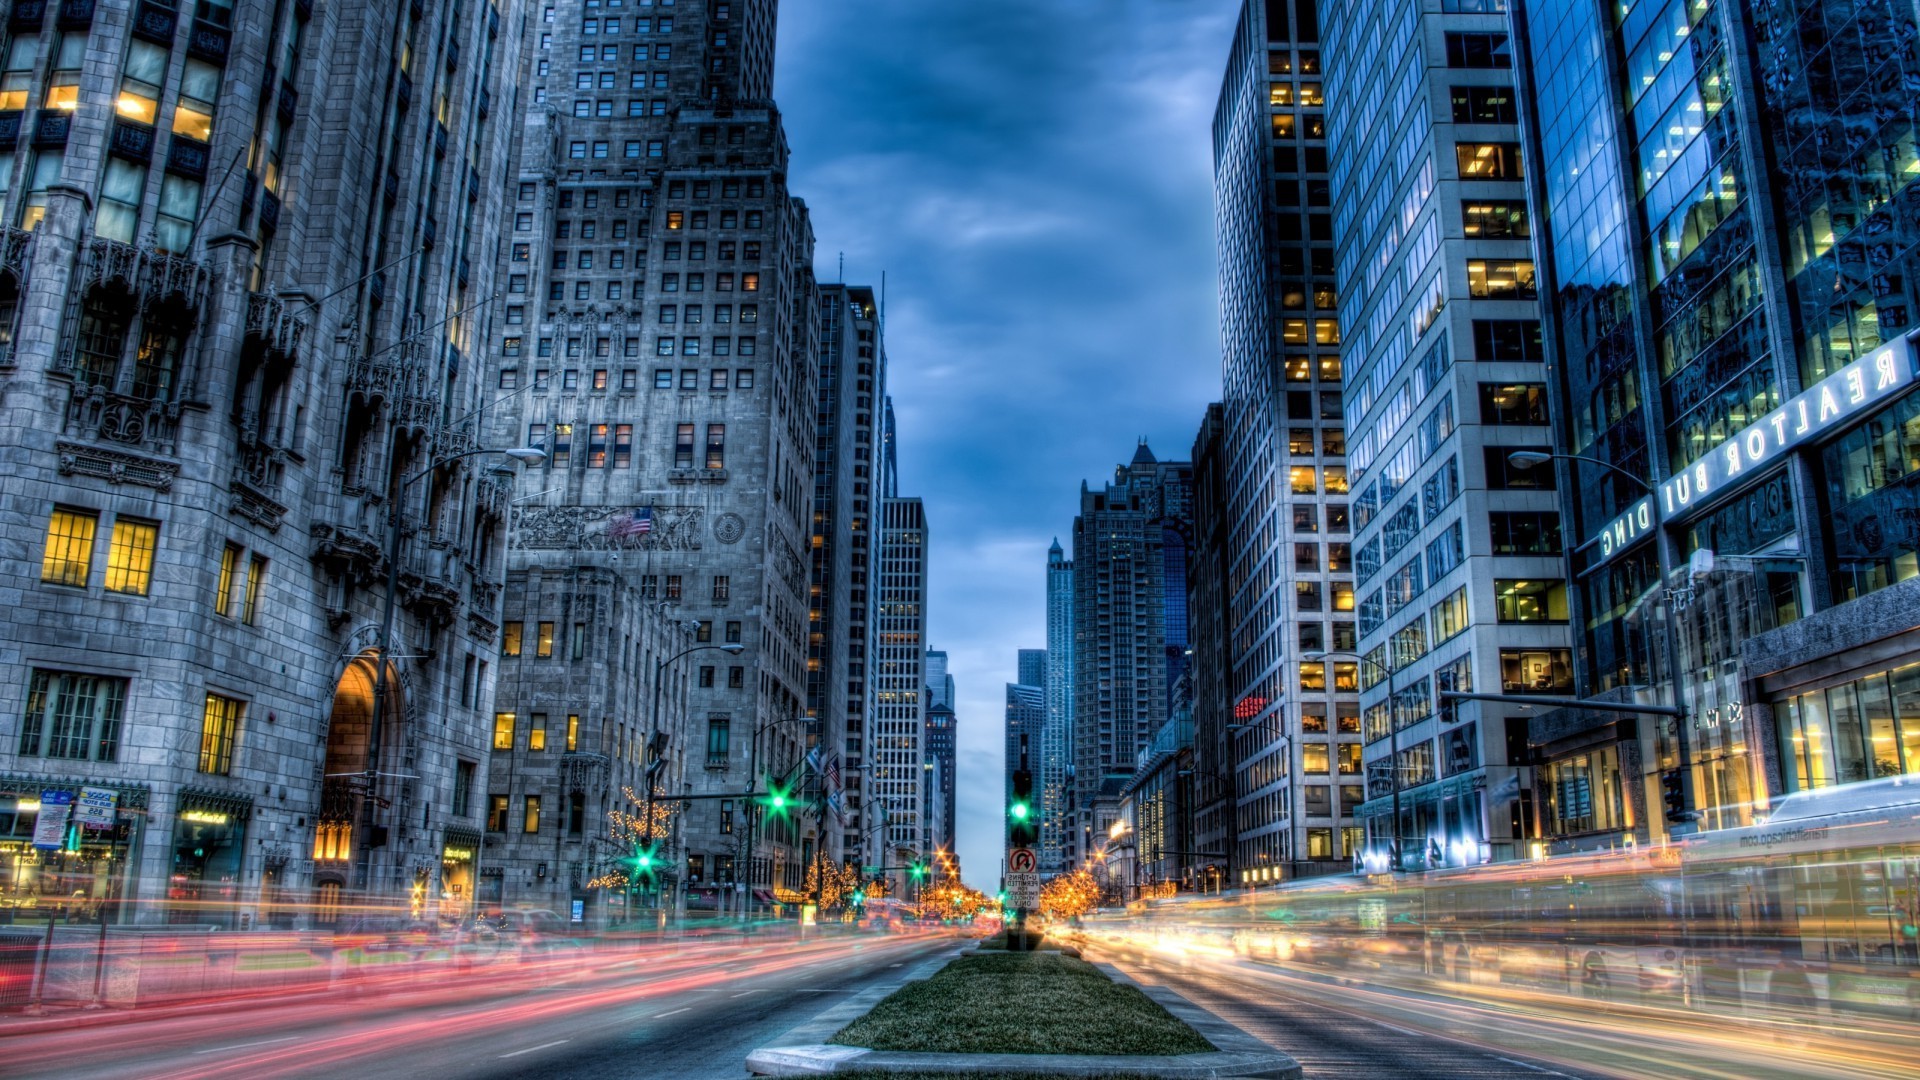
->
[1007, 848, 1036, 873]
[1007, 871, 1040, 908]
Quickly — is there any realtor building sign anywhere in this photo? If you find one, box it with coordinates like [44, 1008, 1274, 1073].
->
[1590, 336, 1919, 564]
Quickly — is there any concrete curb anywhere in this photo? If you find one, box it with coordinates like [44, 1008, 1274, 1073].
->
[744, 952, 1301, 1077]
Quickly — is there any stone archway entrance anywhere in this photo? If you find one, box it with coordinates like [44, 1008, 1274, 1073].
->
[315, 650, 405, 918]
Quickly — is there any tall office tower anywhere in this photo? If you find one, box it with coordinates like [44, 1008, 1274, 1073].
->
[1322, 0, 1542, 871]
[1016, 648, 1047, 690]
[485, 567, 691, 919]
[0, 0, 526, 924]
[923, 700, 955, 856]
[925, 649, 954, 710]
[1069, 443, 1192, 861]
[1041, 540, 1073, 873]
[491, 0, 824, 908]
[1187, 405, 1234, 889]
[1003, 680, 1046, 850]
[1211, 0, 1363, 884]
[870, 496, 927, 891]
[812, 284, 886, 862]
[1510, 0, 1920, 847]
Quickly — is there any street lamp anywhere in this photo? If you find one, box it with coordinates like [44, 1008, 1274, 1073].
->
[360, 444, 544, 895]
[1305, 649, 1398, 872]
[1507, 450, 1697, 831]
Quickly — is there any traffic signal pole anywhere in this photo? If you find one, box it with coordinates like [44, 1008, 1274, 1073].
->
[1007, 758, 1038, 950]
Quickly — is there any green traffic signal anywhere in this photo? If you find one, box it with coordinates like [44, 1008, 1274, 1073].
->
[910, 861, 927, 879]
[1010, 800, 1031, 821]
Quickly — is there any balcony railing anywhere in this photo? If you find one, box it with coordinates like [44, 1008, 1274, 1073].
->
[76, 235, 209, 313]
[63, 384, 179, 456]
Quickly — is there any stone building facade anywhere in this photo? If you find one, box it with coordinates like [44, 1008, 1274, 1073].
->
[481, 564, 693, 923]
[0, 0, 531, 925]
[486, 0, 823, 909]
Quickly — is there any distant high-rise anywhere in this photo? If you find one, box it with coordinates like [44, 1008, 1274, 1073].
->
[924, 701, 956, 857]
[871, 497, 928, 890]
[1188, 405, 1234, 889]
[812, 284, 888, 862]
[1016, 648, 1048, 690]
[1323, 0, 1541, 869]
[1042, 540, 1074, 874]
[1210, 0, 1362, 885]
[1070, 442, 1192, 862]
[926, 649, 955, 711]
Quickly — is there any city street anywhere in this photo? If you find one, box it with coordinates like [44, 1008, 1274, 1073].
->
[0, 931, 959, 1080]
[1095, 943, 1920, 1080]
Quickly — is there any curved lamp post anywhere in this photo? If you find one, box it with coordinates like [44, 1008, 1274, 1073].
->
[640, 640, 745, 921]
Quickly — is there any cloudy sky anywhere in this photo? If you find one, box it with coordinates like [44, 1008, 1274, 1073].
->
[775, 2, 1238, 891]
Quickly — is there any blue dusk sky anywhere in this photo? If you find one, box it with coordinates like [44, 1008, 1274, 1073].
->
[776, 2, 1237, 892]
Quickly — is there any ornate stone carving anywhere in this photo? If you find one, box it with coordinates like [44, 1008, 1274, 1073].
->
[713, 512, 746, 545]
[0, 226, 31, 282]
[64, 384, 180, 455]
[55, 439, 177, 491]
[79, 236, 210, 315]
[512, 504, 705, 552]
[246, 291, 308, 360]
[773, 530, 806, 597]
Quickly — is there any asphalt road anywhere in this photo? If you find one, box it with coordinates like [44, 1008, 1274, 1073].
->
[1092, 942, 1920, 1080]
[0, 930, 961, 1080]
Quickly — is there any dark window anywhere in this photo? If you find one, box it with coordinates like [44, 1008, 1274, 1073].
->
[1490, 511, 1563, 555]
[1485, 446, 1556, 489]
[1445, 32, 1510, 68]
[1450, 85, 1517, 123]
[1479, 383, 1549, 425]
[1473, 320, 1544, 361]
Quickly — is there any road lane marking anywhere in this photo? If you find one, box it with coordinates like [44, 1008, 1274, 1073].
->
[655, 1007, 692, 1018]
[498, 1039, 570, 1059]
[194, 1036, 301, 1055]
[731, 989, 761, 997]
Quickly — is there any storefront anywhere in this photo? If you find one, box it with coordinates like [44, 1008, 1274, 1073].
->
[440, 827, 481, 925]
[165, 789, 251, 927]
[0, 777, 146, 923]
[1774, 657, 1920, 793]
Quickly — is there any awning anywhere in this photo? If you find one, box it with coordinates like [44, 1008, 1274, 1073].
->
[752, 889, 775, 904]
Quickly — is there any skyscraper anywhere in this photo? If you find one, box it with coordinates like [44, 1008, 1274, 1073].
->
[923, 700, 955, 858]
[0, 0, 526, 924]
[1322, 0, 1543, 870]
[1016, 648, 1047, 690]
[1042, 540, 1074, 874]
[489, 0, 825, 905]
[1211, 0, 1363, 884]
[1511, 0, 1920, 846]
[1188, 405, 1234, 889]
[812, 284, 887, 862]
[871, 495, 928, 890]
[925, 648, 955, 710]
[1069, 442, 1192, 863]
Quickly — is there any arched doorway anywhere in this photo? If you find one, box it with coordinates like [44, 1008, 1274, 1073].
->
[314, 650, 404, 923]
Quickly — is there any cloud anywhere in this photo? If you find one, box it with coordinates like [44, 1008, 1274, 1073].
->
[777, 1, 1238, 892]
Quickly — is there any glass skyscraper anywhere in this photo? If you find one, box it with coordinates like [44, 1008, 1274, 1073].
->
[1513, 0, 1920, 848]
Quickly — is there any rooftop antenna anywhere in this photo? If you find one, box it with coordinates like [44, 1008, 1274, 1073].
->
[838, 251, 844, 283]
[879, 270, 887, 331]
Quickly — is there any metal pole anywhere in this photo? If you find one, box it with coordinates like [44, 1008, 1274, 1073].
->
[1646, 490, 1699, 833]
[1387, 660, 1400, 872]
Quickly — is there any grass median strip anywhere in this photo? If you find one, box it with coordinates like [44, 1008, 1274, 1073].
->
[829, 952, 1213, 1057]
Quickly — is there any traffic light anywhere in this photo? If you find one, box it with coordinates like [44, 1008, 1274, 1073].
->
[910, 861, 927, 881]
[1009, 768, 1037, 848]
[1660, 770, 1689, 824]
[851, 889, 866, 907]
[760, 780, 792, 817]
[630, 844, 658, 877]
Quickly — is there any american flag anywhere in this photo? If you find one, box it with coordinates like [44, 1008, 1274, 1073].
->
[607, 506, 653, 538]
[824, 754, 842, 793]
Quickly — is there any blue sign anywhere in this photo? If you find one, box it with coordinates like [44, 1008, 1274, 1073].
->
[571, 899, 584, 923]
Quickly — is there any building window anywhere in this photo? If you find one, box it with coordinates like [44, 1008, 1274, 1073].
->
[675, 423, 695, 467]
[724, 620, 741, 644]
[666, 575, 683, 601]
[453, 761, 475, 818]
[537, 621, 556, 658]
[314, 822, 351, 861]
[1500, 649, 1574, 694]
[1450, 85, 1517, 124]
[1495, 579, 1568, 622]
[523, 796, 541, 833]
[720, 800, 734, 834]
[567, 714, 580, 752]
[487, 796, 509, 833]
[1303, 743, 1330, 774]
[1479, 383, 1549, 425]
[712, 575, 730, 602]
[1455, 143, 1524, 180]
[529, 714, 547, 751]
[502, 622, 524, 656]
[1462, 200, 1528, 238]
[198, 693, 241, 775]
[19, 670, 126, 760]
[493, 712, 515, 750]
[571, 622, 586, 661]
[242, 555, 266, 624]
[699, 665, 715, 688]
[41, 508, 97, 587]
[1445, 32, 1510, 68]
[215, 543, 240, 617]
[1474, 320, 1544, 361]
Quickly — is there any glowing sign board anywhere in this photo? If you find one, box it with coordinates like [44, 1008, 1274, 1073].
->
[1590, 337, 1918, 564]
